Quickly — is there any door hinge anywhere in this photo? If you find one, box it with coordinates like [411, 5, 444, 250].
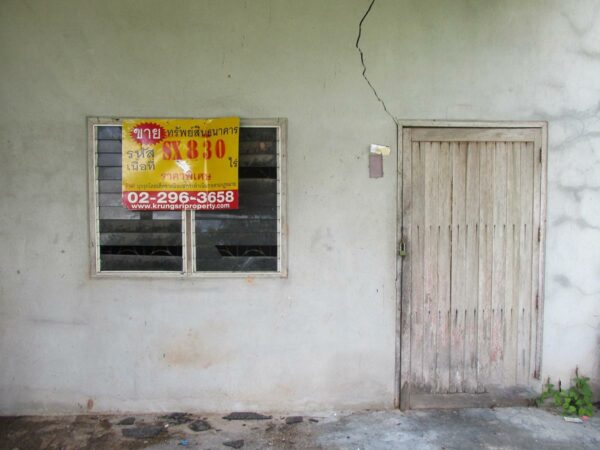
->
[537, 227, 541, 243]
[539, 148, 543, 164]
[535, 294, 539, 310]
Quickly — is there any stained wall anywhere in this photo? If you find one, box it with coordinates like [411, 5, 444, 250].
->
[0, 0, 598, 413]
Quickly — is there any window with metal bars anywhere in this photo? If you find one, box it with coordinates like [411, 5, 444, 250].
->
[88, 118, 286, 277]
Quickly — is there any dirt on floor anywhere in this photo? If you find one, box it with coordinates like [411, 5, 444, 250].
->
[1, 407, 599, 450]
[0, 414, 169, 450]
[0, 411, 324, 450]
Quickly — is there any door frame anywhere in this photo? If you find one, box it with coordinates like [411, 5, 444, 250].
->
[395, 120, 548, 409]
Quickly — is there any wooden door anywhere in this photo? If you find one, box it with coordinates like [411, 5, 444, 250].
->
[399, 126, 547, 409]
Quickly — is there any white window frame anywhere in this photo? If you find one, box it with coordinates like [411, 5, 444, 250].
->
[87, 117, 288, 278]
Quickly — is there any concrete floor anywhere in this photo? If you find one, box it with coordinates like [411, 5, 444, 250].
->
[1, 407, 599, 450]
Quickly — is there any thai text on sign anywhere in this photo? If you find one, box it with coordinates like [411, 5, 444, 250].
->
[121, 118, 240, 211]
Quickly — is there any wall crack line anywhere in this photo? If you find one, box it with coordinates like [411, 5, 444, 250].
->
[356, 0, 397, 125]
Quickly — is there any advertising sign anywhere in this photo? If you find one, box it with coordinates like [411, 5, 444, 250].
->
[121, 118, 239, 211]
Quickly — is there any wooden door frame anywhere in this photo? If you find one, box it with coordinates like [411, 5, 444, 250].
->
[395, 120, 548, 410]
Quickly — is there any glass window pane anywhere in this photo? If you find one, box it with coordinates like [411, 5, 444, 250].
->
[194, 126, 279, 272]
[96, 125, 183, 272]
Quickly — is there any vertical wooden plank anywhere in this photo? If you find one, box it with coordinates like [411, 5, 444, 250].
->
[527, 139, 542, 377]
[436, 141, 452, 393]
[517, 141, 534, 383]
[449, 142, 467, 393]
[529, 138, 542, 381]
[463, 142, 480, 393]
[503, 142, 520, 385]
[423, 141, 439, 392]
[410, 141, 425, 391]
[535, 125, 548, 380]
[400, 128, 413, 409]
[477, 141, 494, 392]
[491, 142, 507, 384]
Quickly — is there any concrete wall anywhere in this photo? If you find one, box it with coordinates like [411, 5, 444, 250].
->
[0, 0, 598, 414]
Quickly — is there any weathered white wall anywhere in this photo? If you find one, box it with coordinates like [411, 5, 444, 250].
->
[0, 0, 598, 414]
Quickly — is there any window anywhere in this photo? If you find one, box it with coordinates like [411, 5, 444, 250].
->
[88, 118, 287, 277]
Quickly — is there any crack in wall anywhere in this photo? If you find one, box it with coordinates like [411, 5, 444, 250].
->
[356, 0, 397, 125]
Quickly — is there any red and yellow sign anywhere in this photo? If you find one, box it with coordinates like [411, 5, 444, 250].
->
[121, 118, 239, 211]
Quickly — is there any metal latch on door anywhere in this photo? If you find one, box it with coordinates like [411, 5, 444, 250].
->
[398, 239, 407, 257]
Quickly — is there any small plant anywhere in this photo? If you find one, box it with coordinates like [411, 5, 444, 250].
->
[536, 368, 594, 417]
